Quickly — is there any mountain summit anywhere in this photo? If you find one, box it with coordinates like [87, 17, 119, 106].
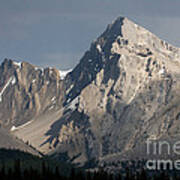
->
[1, 17, 180, 167]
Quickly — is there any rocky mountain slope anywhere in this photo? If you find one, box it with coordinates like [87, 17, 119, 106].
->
[60, 17, 180, 165]
[1, 17, 180, 167]
[0, 127, 41, 156]
[0, 59, 65, 129]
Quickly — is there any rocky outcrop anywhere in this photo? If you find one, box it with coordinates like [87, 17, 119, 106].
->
[1, 17, 180, 167]
[51, 17, 180, 165]
[0, 59, 65, 129]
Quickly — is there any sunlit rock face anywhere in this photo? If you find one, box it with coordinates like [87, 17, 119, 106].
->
[58, 17, 180, 164]
[1, 17, 180, 167]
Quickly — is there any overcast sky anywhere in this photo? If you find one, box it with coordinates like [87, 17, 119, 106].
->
[0, 0, 180, 70]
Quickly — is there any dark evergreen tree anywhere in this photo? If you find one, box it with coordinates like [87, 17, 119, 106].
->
[13, 159, 22, 180]
[70, 167, 76, 180]
[0, 163, 6, 180]
[139, 168, 147, 180]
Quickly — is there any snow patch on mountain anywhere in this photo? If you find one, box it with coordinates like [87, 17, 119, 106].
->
[11, 120, 33, 132]
[13, 61, 22, 68]
[32, 79, 36, 83]
[66, 84, 74, 95]
[67, 96, 79, 110]
[11, 76, 16, 85]
[59, 69, 72, 80]
[0, 76, 16, 102]
[96, 44, 102, 53]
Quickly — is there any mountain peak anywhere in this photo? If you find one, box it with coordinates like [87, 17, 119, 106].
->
[1, 16, 180, 168]
[111, 16, 133, 27]
[103, 16, 150, 44]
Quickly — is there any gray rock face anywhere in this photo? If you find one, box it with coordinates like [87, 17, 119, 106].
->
[1, 17, 180, 166]
[56, 17, 180, 164]
[0, 59, 65, 129]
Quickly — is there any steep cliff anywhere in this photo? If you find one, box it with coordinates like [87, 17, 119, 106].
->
[1, 17, 180, 167]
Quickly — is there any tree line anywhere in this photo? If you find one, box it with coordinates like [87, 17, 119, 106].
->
[1, 159, 180, 180]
